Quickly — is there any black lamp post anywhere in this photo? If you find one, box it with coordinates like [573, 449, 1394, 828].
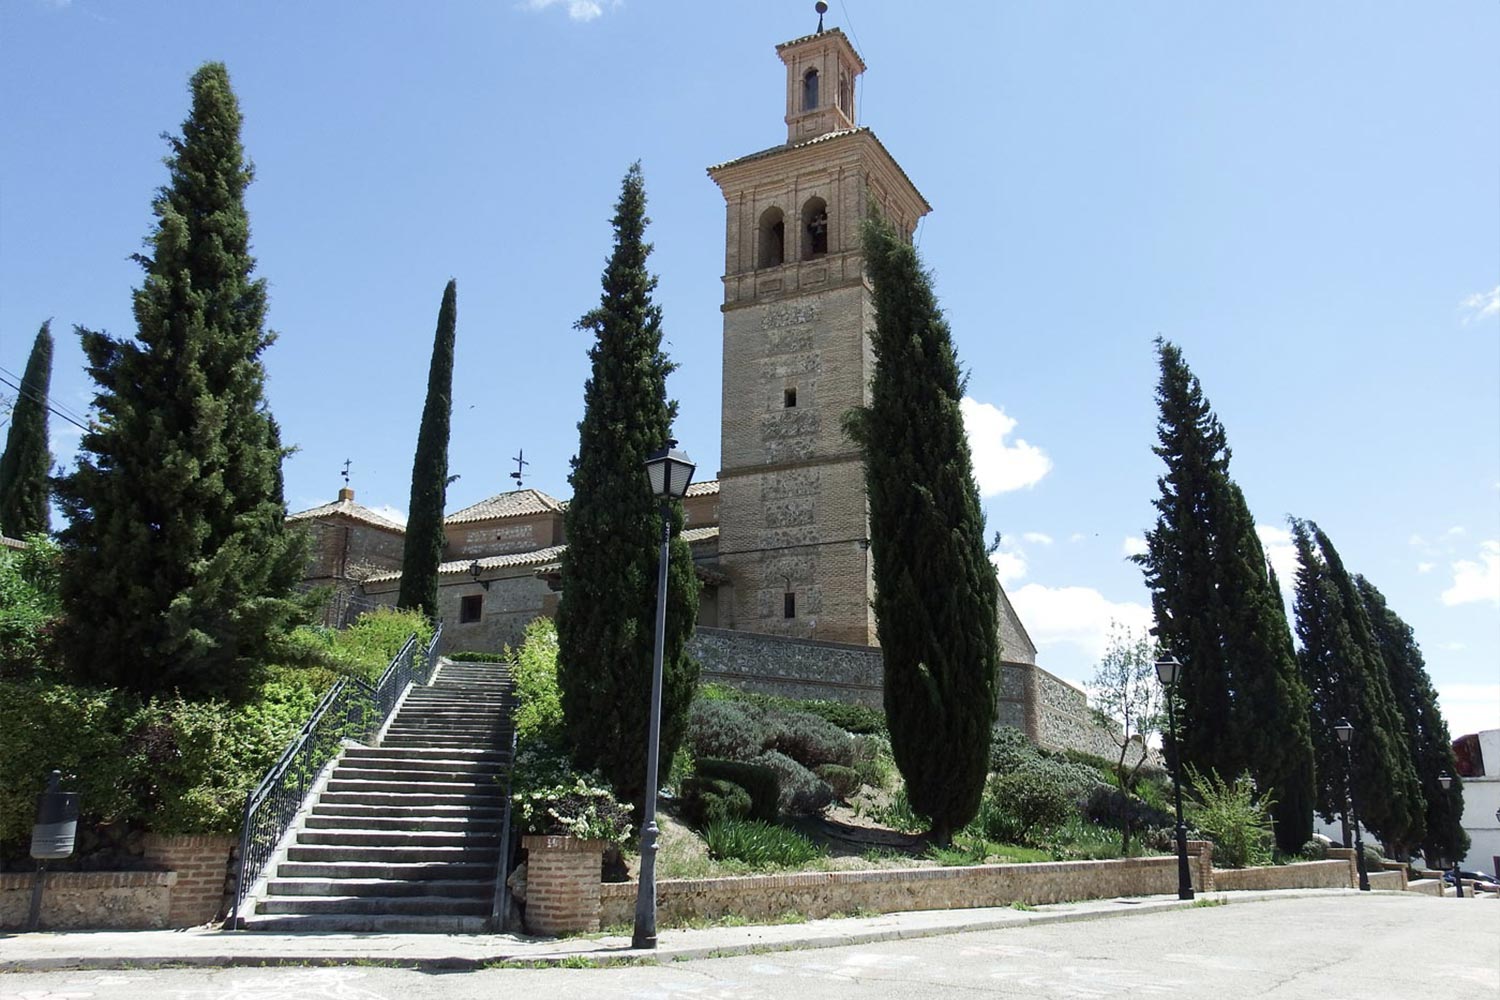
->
[1154, 655, 1194, 901]
[1333, 718, 1371, 892]
[1438, 772, 1462, 898]
[633, 439, 695, 950]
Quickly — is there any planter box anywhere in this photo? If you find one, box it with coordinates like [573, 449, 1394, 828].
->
[522, 835, 605, 936]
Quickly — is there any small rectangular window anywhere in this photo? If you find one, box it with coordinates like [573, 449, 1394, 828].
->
[783, 387, 797, 408]
[783, 593, 796, 619]
[460, 594, 483, 624]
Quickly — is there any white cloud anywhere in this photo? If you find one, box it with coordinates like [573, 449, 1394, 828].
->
[1022, 531, 1053, 546]
[1438, 641, 1467, 652]
[1447, 525, 1467, 537]
[960, 397, 1052, 496]
[1068, 532, 1086, 544]
[991, 549, 1027, 586]
[370, 504, 408, 527]
[1460, 285, 1500, 325]
[1437, 683, 1500, 739]
[519, 0, 618, 22]
[1008, 583, 1152, 661]
[1121, 536, 1148, 558]
[1255, 523, 1299, 586]
[1442, 540, 1500, 606]
[1417, 562, 1435, 575]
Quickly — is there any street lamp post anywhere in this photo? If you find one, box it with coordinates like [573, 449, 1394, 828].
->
[1438, 772, 1462, 898]
[1333, 718, 1371, 892]
[633, 439, 695, 950]
[1154, 656, 1194, 901]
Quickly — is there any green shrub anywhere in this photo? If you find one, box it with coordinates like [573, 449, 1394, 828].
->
[327, 607, 434, 680]
[695, 759, 779, 822]
[978, 768, 1074, 846]
[988, 726, 1105, 802]
[1084, 785, 1173, 832]
[852, 733, 895, 790]
[514, 776, 633, 846]
[752, 750, 833, 816]
[876, 784, 930, 833]
[988, 725, 1038, 773]
[685, 699, 767, 762]
[1185, 767, 1274, 869]
[0, 537, 61, 678]
[1300, 838, 1329, 860]
[507, 618, 563, 747]
[679, 776, 752, 829]
[764, 709, 855, 768]
[447, 650, 506, 662]
[703, 818, 825, 869]
[815, 763, 862, 800]
[795, 700, 886, 736]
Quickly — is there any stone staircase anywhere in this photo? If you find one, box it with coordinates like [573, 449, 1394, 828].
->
[243, 660, 515, 932]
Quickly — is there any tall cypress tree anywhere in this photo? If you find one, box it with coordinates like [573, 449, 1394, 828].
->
[1137, 339, 1315, 852]
[1356, 574, 1468, 863]
[843, 210, 998, 845]
[397, 279, 457, 619]
[0, 321, 53, 537]
[54, 63, 309, 702]
[1290, 519, 1423, 852]
[555, 163, 699, 809]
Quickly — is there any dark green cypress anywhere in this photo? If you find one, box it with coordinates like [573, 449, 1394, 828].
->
[843, 210, 998, 845]
[1356, 575, 1468, 863]
[397, 279, 457, 619]
[0, 321, 53, 537]
[1291, 519, 1424, 851]
[1138, 340, 1314, 852]
[555, 163, 699, 809]
[53, 63, 310, 701]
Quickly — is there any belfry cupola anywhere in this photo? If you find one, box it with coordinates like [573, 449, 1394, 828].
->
[777, 27, 864, 143]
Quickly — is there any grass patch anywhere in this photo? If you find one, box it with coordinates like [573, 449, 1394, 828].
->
[1009, 901, 1037, 911]
[704, 818, 826, 869]
[1192, 896, 1228, 908]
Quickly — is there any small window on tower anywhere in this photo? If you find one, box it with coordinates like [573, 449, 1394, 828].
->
[802, 68, 819, 111]
[783, 593, 796, 619]
[758, 206, 785, 268]
[460, 594, 483, 624]
[783, 387, 797, 408]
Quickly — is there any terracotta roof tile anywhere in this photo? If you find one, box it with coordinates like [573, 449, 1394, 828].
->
[444, 489, 565, 525]
[288, 498, 406, 533]
[686, 479, 720, 498]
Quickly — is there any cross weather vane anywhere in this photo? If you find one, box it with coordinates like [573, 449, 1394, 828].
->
[341, 458, 351, 488]
[510, 449, 529, 489]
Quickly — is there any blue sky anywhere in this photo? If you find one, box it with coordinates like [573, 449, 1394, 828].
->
[2, 1, 1496, 735]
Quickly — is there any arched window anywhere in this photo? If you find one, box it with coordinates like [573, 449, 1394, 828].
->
[802, 68, 819, 111]
[758, 206, 785, 268]
[838, 71, 852, 117]
[801, 197, 829, 259]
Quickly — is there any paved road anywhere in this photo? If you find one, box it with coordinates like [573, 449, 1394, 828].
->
[4, 894, 1496, 999]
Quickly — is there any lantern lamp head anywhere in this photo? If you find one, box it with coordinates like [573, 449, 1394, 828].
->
[1154, 656, 1182, 686]
[645, 439, 696, 500]
[1334, 718, 1354, 745]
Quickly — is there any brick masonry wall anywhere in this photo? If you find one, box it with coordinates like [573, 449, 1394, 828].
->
[0, 871, 175, 930]
[142, 833, 236, 928]
[522, 836, 604, 936]
[599, 853, 1217, 927]
[1211, 859, 1353, 891]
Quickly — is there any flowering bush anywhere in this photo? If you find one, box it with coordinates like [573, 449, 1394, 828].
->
[513, 777, 633, 846]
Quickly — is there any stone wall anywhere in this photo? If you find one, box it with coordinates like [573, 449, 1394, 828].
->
[0, 871, 175, 930]
[142, 833, 236, 927]
[599, 852, 1215, 927]
[1031, 667, 1123, 760]
[1211, 860, 1353, 892]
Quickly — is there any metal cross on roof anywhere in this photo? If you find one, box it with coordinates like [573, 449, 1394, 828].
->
[509, 449, 529, 489]
[341, 458, 351, 487]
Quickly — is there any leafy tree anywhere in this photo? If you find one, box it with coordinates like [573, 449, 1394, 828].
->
[0, 321, 54, 537]
[843, 209, 998, 845]
[397, 279, 457, 618]
[53, 63, 310, 702]
[1136, 339, 1314, 853]
[1356, 574, 1468, 864]
[1290, 519, 1424, 852]
[1089, 623, 1161, 854]
[554, 163, 699, 809]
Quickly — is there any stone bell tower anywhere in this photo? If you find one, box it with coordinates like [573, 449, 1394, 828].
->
[708, 24, 930, 645]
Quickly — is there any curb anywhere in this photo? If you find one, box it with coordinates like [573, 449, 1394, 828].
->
[0, 888, 1377, 973]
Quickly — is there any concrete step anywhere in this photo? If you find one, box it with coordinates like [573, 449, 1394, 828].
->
[266, 877, 494, 898]
[325, 777, 500, 793]
[333, 755, 509, 774]
[286, 844, 500, 864]
[318, 789, 504, 807]
[304, 814, 501, 833]
[242, 913, 490, 933]
[276, 860, 496, 881]
[256, 894, 490, 916]
[311, 802, 504, 819]
[341, 747, 506, 762]
[297, 829, 501, 849]
[331, 766, 504, 784]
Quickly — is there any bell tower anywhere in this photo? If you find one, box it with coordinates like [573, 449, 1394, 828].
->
[708, 22, 930, 645]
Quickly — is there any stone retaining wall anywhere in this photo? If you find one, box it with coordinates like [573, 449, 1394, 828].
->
[599, 849, 1215, 927]
[1210, 860, 1352, 891]
[0, 870, 175, 930]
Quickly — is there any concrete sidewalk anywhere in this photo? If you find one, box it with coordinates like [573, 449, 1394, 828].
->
[0, 888, 1402, 972]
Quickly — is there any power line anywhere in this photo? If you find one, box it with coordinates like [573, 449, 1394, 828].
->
[0, 372, 91, 433]
[0, 363, 91, 427]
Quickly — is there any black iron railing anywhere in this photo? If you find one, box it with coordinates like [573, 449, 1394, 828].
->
[227, 623, 443, 926]
[490, 723, 520, 931]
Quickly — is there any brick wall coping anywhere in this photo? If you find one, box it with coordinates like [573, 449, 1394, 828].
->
[523, 835, 607, 854]
[0, 871, 176, 890]
[599, 855, 1182, 899]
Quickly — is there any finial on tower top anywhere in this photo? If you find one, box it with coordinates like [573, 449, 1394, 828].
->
[815, 1, 827, 33]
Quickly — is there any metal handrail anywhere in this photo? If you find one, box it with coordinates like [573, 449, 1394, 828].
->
[490, 723, 520, 931]
[226, 622, 443, 926]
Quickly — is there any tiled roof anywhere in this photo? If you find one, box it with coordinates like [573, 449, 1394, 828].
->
[686, 479, 720, 498]
[682, 525, 720, 544]
[1, 535, 27, 551]
[288, 498, 405, 533]
[707, 128, 930, 215]
[363, 544, 569, 585]
[444, 489, 565, 525]
[774, 27, 866, 71]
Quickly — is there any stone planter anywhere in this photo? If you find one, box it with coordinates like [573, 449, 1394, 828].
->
[521, 835, 605, 936]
